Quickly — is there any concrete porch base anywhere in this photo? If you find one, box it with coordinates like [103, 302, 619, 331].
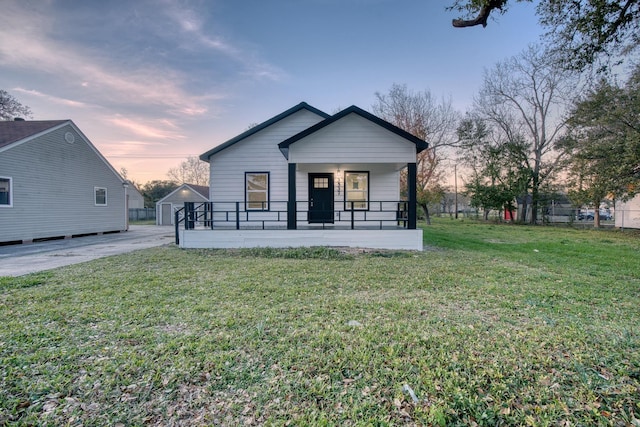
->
[179, 229, 423, 251]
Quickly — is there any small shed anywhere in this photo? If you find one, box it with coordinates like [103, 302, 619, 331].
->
[156, 184, 209, 226]
[180, 102, 427, 250]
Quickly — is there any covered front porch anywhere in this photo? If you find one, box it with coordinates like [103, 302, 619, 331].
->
[174, 198, 423, 250]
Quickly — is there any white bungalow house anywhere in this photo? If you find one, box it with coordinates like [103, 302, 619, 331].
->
[156, 183, 209, 226]
[177, 102, 428, 250]
[0, 119, 129, 244]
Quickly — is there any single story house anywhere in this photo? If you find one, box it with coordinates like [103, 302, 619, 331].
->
[0, 119, 129, 244]
[175, 102, 427, 250]
[615, 195, 640, 229]
[128, 185, 145, 209]
[156, 183, 209, 226]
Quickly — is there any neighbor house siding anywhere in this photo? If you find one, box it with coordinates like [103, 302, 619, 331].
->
[0, 123, 125, 242]
[127, 187, 145, 209]
[208, 109, 326, 205]
[615, 196, 640, 229]
[288, 114, 416, 164]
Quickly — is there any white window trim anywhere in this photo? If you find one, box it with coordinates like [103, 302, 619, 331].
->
[0, 176, 12, 208]
[94, 186, 108, 206]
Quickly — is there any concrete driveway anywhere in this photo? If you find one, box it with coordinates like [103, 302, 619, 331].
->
[0, 225, 175, 277]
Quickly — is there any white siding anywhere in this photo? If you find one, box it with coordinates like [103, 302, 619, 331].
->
[289, 113, 416, 164]
[0, 124, 126, 243]
[208, 109, 325, 204]
[295, 163, 401, 225]
[615, 196, 640, 229]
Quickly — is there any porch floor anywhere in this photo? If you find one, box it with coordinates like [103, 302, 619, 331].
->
[192, 224, 408, 231]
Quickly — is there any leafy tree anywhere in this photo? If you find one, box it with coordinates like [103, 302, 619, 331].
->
[560, 67, 640, 226]
[457, 117, 530, 220]
[167, 156, 209, 186]
[373, 84, 459, 224]
[449, 0, 640, 71]
[0, 90, 32, 121]
[469, 45, 576, 223]
[141, 180, 179, 208]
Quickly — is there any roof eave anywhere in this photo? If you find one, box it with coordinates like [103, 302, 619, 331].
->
[278, 105, 430, 155]
[200, 102, 329, 161]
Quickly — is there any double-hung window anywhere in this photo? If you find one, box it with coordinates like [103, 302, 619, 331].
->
[245, 172, 269, 210]
[0, 177, 12, 207]
[94, 187, 107, 206]
[344, 171, 369, 210]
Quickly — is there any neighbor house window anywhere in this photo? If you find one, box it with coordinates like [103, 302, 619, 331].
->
[0, 177, 12, 207]
[245, 172, 269, 210]
[94, 187, 107, 206]
[345, 171, 369, 210]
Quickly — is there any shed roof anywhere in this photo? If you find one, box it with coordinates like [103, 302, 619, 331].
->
[0, 120, 68, 149]
[156, 183, 210, 205]
[278, 105, 428, 159]
[199, 102, 329, 161]
[187, 184, 210, 198]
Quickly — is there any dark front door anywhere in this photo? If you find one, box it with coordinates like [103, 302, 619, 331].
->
[308, 173, 334, 223]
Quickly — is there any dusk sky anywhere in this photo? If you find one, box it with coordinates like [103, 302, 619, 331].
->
[1, 0, 543, 185]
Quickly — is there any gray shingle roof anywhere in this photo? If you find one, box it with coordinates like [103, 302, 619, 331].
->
[0, 120, 69, 149]
[186, 184, 209, 198]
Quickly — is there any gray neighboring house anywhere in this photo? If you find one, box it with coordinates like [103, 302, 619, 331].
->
[156, 183, 209, 226]
[0, 119, 129, 244]
[128, 185, 145, 209]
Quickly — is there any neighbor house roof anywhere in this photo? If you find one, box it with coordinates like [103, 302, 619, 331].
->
[199, 102, 329, 161]
[278, 105, 429, 159]
[0, 120, 68, 150]
[0, 119, 125, 184]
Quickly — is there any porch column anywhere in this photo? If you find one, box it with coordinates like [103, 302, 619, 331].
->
[408, 162, 417, 229]
[287, 163, 297, 229]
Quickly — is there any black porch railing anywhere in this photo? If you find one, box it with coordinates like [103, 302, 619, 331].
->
[174, 200, 409, 245]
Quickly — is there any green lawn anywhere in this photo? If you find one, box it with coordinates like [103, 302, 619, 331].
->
[1, 219, 639, 426]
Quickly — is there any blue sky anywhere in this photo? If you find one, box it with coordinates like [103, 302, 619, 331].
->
[0, 0, 542, 184]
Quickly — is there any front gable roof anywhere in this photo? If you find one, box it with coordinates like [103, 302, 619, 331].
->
[200, 102, 329, 162]
[278, 105, 429, 159]
[0, 120, 68, 150]
[0, 119, 125, 184]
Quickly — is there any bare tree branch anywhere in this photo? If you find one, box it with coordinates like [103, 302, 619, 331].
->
[452, 0, 507, 28]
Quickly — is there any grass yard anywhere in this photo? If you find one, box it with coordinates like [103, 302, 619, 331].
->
[1, 219, 639, 426]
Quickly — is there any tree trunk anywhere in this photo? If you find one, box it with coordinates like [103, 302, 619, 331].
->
[520, 198, 528, 223]
[530, 173, 540, 225]
[421, 203, 431, 225]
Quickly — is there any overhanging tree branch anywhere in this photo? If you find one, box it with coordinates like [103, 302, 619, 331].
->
[452, 0, 507, 28]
